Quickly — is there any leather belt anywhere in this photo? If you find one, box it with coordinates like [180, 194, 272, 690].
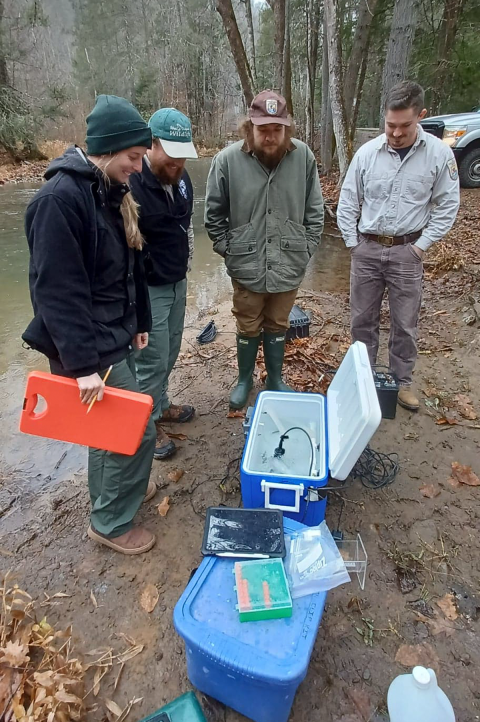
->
[362, 231, 423, 247]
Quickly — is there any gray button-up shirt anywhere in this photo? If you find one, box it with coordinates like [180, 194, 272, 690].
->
[337, 125, 460, 251]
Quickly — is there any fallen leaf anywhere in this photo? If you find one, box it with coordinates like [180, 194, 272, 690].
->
[113, 662, 124, 691]
[166, 432, 188, 441]
[157, 496, 170, 517]
[448, 462, 480, 488]
[50, 592, 71, 599]
[227, 410, 245, 418]
[105, 698, 123, 717]
[93, 666, 109, 697]
[55, 688, 83, 704]
[140, 584, 159, 613]
[454, 394, 477, 420]
[167, 468, 184, 483]
[33, 671, 54, 688]
[90, 590, 98, 609]
[419, 483, 441, 498]
[437, 593, 458, 620]
[395, 643, 439, 668]
[0, 640, 30, 667]
[116, 633, 136, 647]
[346, 687, 373, 721]
[116, 644, 144, 664]
[435, 416, 457, 426]
[416, 612, 455, 638]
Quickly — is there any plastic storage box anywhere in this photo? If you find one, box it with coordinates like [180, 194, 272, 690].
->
[174, 517, 327, 722]
[286, 304, 311, 342]
[137, 692, 206, 722]
[234, 558, 292, 621]
[241, 341, 382, 525]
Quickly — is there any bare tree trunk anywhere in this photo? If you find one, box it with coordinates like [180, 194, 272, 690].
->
[0, 0, 9, 87]
[350, 41, 369, 143]
[266, 0, 286, 92]
[379, 0, 421, 129]
[320, 14, 334, 172]
[282, 0, 293, 113]
[241, 0, 257, 87]
[325, 0, 352, 182]
[343, 0, 378, 125]
[216, 0, 255, 106]
[265, 0, 293, 112]
[121, 0, 136, 102]
[430, 0, 466, 115]
[305, 0, 321, 148]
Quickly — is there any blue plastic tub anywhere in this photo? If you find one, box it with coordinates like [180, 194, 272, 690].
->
[174, 518, 327, 722]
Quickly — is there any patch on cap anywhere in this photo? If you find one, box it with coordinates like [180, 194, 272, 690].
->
[266, 99, 278, 115]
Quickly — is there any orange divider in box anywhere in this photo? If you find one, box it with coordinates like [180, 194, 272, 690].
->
[19, 371, 153, 456]
[262, 581, 272, 609]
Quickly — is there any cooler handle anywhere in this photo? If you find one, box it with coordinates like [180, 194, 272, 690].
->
[261, 480, 304, 513]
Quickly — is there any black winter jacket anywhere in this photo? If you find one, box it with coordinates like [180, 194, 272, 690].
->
[130, 160, 193, 285]
[23, 146, 151, 377]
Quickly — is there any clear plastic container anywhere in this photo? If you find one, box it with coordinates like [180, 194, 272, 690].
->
[336, 533, 368, 590]
[387, 666, 455, 722]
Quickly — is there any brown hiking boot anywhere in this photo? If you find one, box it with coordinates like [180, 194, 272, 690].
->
[161, 404, 195, 423]
[143, 480, 157, 503]
[154, 422, 176, 460]
[398, 386, 419, 411]
[87, 525, 156, 554]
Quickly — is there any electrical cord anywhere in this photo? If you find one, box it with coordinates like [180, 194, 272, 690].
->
[350, 444, 399, 489]
[273, 426, 315, 477]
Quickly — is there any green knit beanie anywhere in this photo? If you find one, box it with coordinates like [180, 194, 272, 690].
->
[85, 95, 152, 155]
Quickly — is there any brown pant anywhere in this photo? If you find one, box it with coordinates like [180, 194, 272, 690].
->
[350, 237, 423, 386]
[232, 280, 298, 337]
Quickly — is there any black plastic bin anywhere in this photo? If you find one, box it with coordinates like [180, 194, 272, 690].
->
[286, 305, 311, 342]
[372, 366, 399, 420]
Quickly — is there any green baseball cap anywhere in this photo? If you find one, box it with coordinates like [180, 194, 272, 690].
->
[148, 108, 198, 159]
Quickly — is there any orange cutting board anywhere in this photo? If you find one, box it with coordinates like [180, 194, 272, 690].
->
[20, 371, 153, 455]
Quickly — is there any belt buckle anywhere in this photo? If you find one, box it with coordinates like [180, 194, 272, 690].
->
[381, 235, 395, 247]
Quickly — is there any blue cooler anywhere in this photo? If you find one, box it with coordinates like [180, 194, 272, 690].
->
[174, 518, 327, 722]
[241, 342, 382, 525]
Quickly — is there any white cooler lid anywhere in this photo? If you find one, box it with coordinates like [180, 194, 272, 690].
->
[327, 341, 381, 481]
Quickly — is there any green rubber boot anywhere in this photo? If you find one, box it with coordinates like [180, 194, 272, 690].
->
[229, 335, 261, 409]
[264, 332, 293, 392]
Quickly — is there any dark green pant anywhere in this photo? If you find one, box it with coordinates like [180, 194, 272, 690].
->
[136, 279, 187, 421]
[87, 352, 156, 537]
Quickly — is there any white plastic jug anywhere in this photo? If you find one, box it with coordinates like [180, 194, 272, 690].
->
[387, 666, 455, 722]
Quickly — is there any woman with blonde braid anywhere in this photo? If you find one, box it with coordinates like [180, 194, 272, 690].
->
[23, 95, 158, 554]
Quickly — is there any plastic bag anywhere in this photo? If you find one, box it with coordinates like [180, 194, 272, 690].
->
[285, 521, 350, 597]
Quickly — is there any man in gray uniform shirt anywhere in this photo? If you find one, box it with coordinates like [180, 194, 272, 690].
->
[337, 81, 460, 411]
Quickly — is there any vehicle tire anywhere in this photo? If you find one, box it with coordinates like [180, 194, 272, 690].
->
[458, 147, 480, 188]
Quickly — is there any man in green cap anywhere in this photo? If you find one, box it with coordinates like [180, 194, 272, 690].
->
[205, 90, 324, 409]
[130, 108, 197, 460]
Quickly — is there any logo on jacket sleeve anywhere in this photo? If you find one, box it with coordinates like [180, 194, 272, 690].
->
[447, 158, 458, 181]
[266, 99, 278, 115]
[179, 179, 188, 199]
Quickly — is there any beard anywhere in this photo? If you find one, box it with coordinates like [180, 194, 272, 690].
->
[252, 138, 289, 170]
[149, 160, 183, 185]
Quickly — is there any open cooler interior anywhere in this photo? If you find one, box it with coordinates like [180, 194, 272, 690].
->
[242, 392, 326, 480]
